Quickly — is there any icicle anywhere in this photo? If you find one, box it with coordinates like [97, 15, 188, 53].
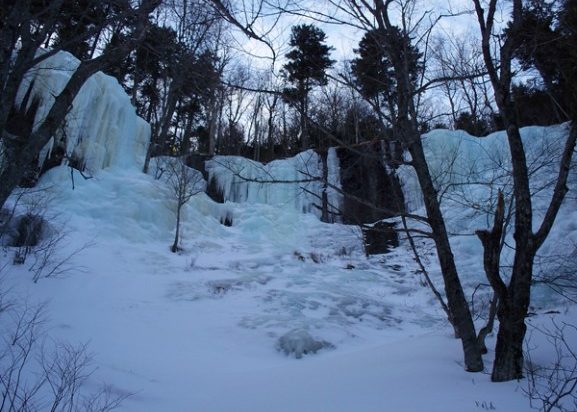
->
[326, 147, 343, 223]
[13, 50, 150, 173]
[205, 150, 325, 218]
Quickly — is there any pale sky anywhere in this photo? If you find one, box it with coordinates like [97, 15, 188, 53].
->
[232, 0, 481, 73]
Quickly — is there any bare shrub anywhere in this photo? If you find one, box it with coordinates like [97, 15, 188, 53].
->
[161, 157, 205, 253]
[0, 189, 91, 282]
[0, 277, 130, 411]
[524, 320, 577, 412]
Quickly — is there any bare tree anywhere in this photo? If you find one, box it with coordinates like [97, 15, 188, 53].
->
[0, 276, 129, 411]
[263, 76, 281, 159]
[163, 157, 205, 253]
[431, 34, 495, 133]
[472, 0, 577, 381]
[143, 0, 221, 171]
[524, 320, 577, 412]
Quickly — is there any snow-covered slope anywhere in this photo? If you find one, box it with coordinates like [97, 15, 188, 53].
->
[16, 51, 150, 172]
[3, 163, 539, 411]
[4, 124, 576, 410]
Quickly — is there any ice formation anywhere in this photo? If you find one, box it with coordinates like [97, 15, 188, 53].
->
[16, 51, 150, 173]
[276, 328, 334, 359]
[206, 149, 343, 220]
[8, 50, 354, 224]
[396, 124, 577, 281]
[397, 125, 572, 214]
[325, 147, 343, 222]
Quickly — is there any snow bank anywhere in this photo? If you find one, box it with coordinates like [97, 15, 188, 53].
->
[16, 51, 149, 173]
[206, 149, 342, 221]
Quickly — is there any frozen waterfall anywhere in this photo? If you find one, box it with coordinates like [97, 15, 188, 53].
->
[15, 51, 150, 173]
[206, 148, 343, 221]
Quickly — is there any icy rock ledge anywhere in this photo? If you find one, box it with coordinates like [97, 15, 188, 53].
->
[276, 329, 334, 359]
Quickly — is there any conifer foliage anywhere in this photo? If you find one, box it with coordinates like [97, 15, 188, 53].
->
[283, 24, 334, 149]
[351, 28, 421, 113]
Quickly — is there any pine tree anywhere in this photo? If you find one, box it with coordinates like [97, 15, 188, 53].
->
[351, 28, 421, 121]
[282, 24, 334, 149]
[53, 0, 117, 60]
[510, 0, 577, 122]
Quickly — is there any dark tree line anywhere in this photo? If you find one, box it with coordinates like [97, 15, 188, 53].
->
[101, 1, 223, 170]
[449, 0, 577, 137]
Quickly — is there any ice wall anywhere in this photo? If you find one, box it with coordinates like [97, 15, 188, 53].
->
[16, 51, 150, 173]
[206, 149, 343, 220]
[326, 147, 343, 221]
[398, 124, 573, 223]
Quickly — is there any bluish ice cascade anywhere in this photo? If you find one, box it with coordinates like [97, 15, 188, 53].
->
[206, 149, 343, 221]
[12, 51, 150, 173]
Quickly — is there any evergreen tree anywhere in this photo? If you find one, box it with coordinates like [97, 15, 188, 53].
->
[53, 0, 121, 60]
[282, 24, 334, 149]
[351, 30, 395, 108]
[510, 0, 577, 122]
[131, 24, 179, 113]
[351, 28, 421, 122]
[453, 111, 492, 136]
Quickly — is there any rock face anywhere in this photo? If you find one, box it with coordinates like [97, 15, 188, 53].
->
[336, 141, 405, 225]
[362, 221, 399, 255]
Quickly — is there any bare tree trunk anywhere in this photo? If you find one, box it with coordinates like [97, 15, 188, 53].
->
[300, 81, 309, 150]
[476, 191, 505, 354]
[142, 103, 158, 174]
[407, 133, 483, 371]
[477, 294, 498, 354]
[266, 93, 278, 160]
[171, 204, 181, 253]
[491, 290, 530, 381]
[208, 96, 218, 156]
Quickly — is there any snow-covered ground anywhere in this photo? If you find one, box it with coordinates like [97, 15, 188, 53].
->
[2, 149, 575, 410]
[2, 52, 576, 411]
